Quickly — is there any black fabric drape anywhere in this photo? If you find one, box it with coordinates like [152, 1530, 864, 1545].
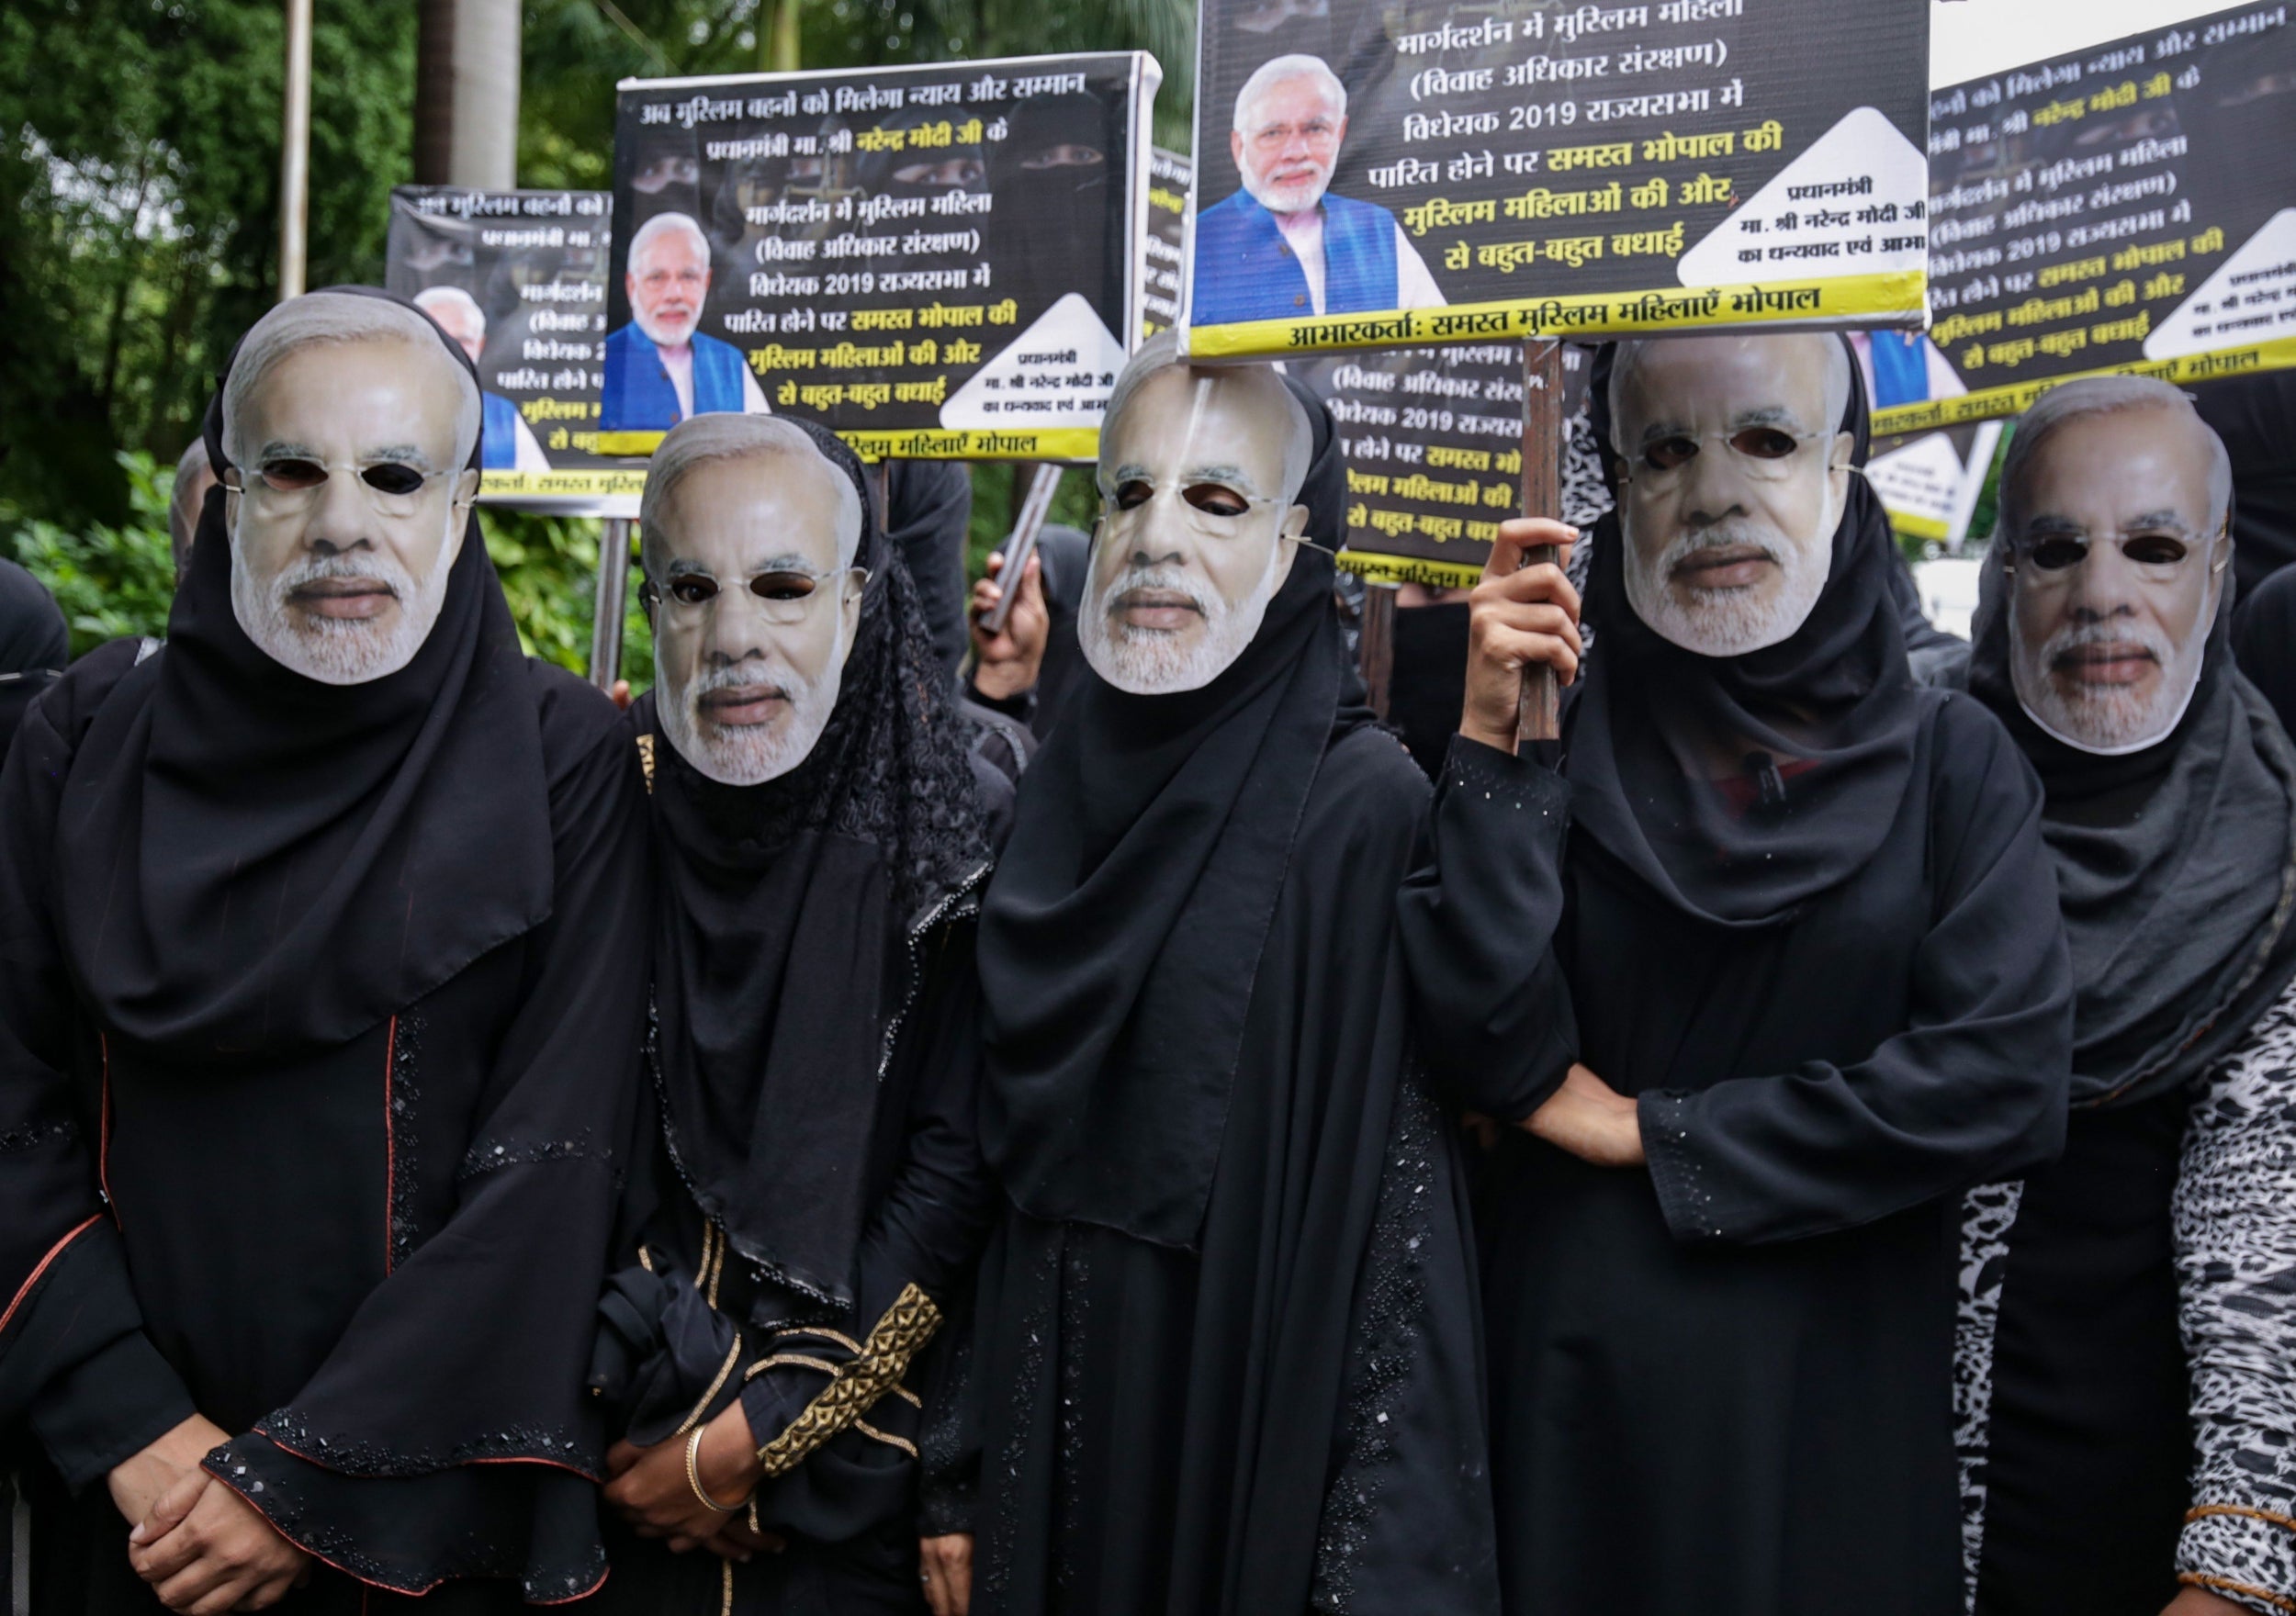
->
[2194, 368, 2296, 597]
[51, 285, 552, 1058]
[645, 418, 992, 1311]
[0, 288, 652, 1608]
[0, 556, 68, 763]
[1965, 533, 2296, 1108]
[1568, 338, 1925, 926]
[978, 378, 1356, 1249]
[885, 457, 974, 680]
[1389, 600, 1469, 780]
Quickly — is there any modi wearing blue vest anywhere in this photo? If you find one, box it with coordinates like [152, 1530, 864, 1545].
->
[602, 211, 771, 432]
[1193, 54, 1447, 329]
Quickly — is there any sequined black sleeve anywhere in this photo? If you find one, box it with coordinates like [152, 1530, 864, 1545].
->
[0, 644, 200, 1485]
[202, 675, 652, 1602]
[1396, 735, 1581, 1124]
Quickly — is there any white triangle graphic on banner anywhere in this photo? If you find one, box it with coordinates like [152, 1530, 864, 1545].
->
[1675, 106, 1928, 290]
[940, 292, 1127, 432]
[2144, 208, 2296, 360]
[1867, 431, 1969, 531]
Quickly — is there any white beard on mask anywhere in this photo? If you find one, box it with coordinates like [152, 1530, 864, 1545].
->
[1080, 547, 1284, 695]
[2011, 613, 2207, 756]
[1621, 487, 1838, 659]
[231, 520, 456, 685]
[658, 630, 850, 786]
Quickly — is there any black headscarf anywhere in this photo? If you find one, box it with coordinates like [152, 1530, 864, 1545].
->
[2194, 366, 2296, 598]
[50, 286, 553, 1057]
[1566, 335, 1925, 927]
[643, 419, 993, 1311]
[979, 375, 1359, 1250]
[0, 557, 68, 760]
[1966, 513, 2296, 1109]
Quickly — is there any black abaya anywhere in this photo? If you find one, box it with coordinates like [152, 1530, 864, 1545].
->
[0, 292, 652, 1610]
[0, 556, 68, 763]
[965, 378, 1497, 1616]
[1397, 336, 2072, 1615]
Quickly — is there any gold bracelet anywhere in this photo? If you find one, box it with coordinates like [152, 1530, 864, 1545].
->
[685, 1425, 750, 1513]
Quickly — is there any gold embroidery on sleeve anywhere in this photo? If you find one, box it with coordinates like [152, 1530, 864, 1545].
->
[753, 1284, 942, 1477]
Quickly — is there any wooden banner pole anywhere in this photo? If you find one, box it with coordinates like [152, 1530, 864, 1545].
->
[1516, 339, 1567, 744]
[1359, 580, 1400, 720]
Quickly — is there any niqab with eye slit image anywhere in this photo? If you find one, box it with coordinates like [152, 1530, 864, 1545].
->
[52, 284, 552, 1056]
[1568, 337, 1925, 926]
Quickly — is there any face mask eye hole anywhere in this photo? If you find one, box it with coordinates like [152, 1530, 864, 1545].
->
[260, 458, 326, 491]
[1113, 479, 1153, 511]
[668, 576, 718, 606]
[1643, 437, 1697, 473]
[2027, 536, 2087, 572]
[751, 571, 818, 603]
[1183, 483, 1251, 518]
[362, 464, 429, 497]
[2124, 534, 2189, 567]
[1732, 427, 1801, 460]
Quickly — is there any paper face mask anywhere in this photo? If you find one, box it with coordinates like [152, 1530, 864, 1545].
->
[649, 446, 864, 785]
[1611, 333, 1854, 658]
[1081, 362, 1311, 695]
[224, 324, 478, 686]
[2005, 403, 2229, 756]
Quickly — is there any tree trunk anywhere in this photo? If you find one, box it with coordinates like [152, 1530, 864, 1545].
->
[414, 0, 522, 188]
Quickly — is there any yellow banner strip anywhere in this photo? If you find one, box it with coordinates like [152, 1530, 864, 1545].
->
[593, 426, 1100, 462]
[1885, 510, 1952, 543]
[1336, 549, 1487, 590]
[478, 469, 650, 500]
[1871, 340, 2296, 436]
[1187, 271, 1927, 360]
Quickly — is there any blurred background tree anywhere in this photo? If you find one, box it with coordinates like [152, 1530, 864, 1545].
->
[0, 0, 1190, 670]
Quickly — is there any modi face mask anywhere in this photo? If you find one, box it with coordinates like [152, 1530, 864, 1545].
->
[646, 432, 866, 785]
[220, 298, 479, 685]
[1081, 361, 1311, 695]
[1611, 333, 1854, 658]
[2004, 399, 2230, 756]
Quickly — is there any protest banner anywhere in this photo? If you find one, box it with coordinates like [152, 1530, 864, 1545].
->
[1867, 424, 2002, 546]
[1142, 147, 1191, 337]
[599, 52, 1159, 462]
[1883, 1, 2296, 435]
[386, 187, 643, 510]
[1185, 0, 1930, 360]
[1293, 342, 1583, 587]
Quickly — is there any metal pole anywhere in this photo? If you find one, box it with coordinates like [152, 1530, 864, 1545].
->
[278, 0, 312, 300]
[983, 464, 1062, 634]
[591, 517, 632, 691]
[1358, 580, 1400, 720]
[1515, 340, 1566, 744]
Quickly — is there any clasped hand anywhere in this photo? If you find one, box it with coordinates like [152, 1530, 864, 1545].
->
[603, 1399, 785, 1562]
[110, 1414, 308, 1614]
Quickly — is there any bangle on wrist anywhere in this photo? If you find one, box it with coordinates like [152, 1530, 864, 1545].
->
[685, 1425, 753, 1513]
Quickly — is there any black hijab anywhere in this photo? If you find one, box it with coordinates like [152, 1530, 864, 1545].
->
[1966, 510, 2296, 1109]
[643, 419, 993, 1312]
[0, 557, 68, 760]
[51, 286, 553, 1058]
[1567, 335, 1925, 927]
[979, 376, 1357, 1250]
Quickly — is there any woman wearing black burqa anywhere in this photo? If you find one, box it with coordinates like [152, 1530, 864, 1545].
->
[583, 414, 1006, 1616]
[1398, 331, 2072, 1616]
[0, 556, 69, 760]
[0, 289, 651, 1611]
[1948, 377, 2296, 1616]
[952, 338, 1497, 1616]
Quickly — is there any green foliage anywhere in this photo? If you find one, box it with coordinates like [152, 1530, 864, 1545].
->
[7, 451, 179, 657]
[481, 508, 654, 687]
[2, 0, 1191, 669]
